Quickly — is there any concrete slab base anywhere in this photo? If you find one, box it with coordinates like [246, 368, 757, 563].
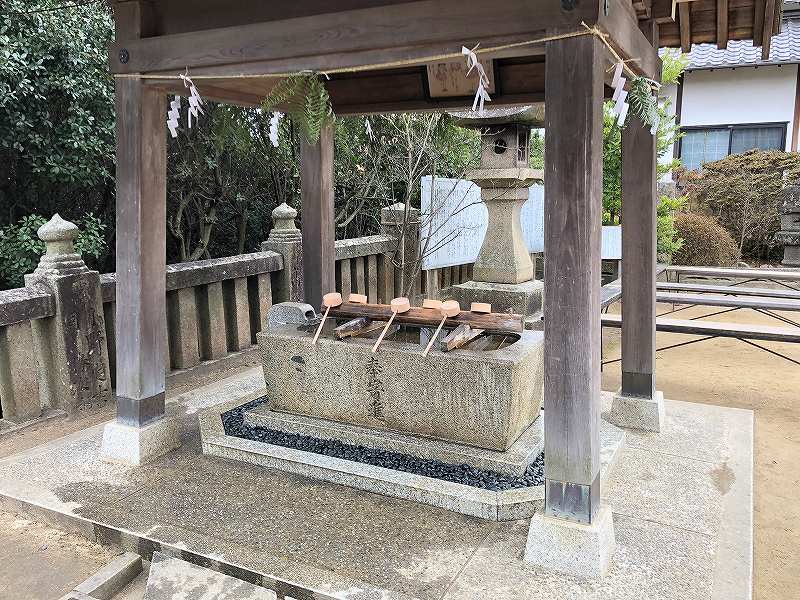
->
[200, 396, 625, 521]
[524, 505, 617, 578]
[101, 417, 181, 466]
[448, 279, 543, 316]
[607, 390, 665, 432]
[0, 367, 755, 600]
[244, 404, 543, 477]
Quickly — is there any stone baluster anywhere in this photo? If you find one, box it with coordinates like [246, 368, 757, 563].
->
[24, 214, 112, 414]
[262, 203, 304, 303]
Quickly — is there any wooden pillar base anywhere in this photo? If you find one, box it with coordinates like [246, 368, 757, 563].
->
[544, 473, 600, 524]
[525, 504, 616, 578]
[116, 392, 166, 428]
[621, 370, 655, 399]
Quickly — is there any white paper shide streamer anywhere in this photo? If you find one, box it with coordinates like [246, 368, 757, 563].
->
[166, 96, 181, 138]
[611, 61, 629, 127]
[269, 112, 283, 147]
[462, 44, 491, 113]
[364, 117, 374, 141]
[165, 72, 205, 137]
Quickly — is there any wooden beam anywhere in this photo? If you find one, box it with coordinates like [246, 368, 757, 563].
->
[602, 313, 800, 344]
[753, 0, 765, 46]
[114, 79, 168, 427]
[679, 1, 692, 52]
[791, 66, 800, 152]
[301, 124, 336, 311]
[598, 0, 661, 79]
[620, 113, 657, 399]
[110, 0, 599, 75]
[762, 0, 775, 60]
[112, 0, 155, 41]
[543, 34, 604, 525]
[774, 1, 782, 36]
[716, 0, 729, 48]
[639, 18, 660, 46]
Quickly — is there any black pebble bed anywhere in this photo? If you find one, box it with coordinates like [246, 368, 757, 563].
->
[222, 397, 545, 491]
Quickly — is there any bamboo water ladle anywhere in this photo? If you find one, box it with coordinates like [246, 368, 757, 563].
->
[423, 299, 460, 357]
[312, 292, 343, 345]
[372, 297, 410, 352]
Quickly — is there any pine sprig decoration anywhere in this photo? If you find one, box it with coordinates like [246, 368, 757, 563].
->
[261, 74, 334, 144]
[626, 76, 660, 131]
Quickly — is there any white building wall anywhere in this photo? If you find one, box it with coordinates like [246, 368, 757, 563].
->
[679, 64, 797, 149]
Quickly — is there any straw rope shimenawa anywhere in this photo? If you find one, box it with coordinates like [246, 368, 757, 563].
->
[112, 22, 643, 83]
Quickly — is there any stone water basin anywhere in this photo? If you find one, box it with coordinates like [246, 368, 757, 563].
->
[257, 320, 543, 451]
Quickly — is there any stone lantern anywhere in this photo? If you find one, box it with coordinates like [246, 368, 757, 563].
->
[448, 106, 545, 321]
[777, 184, 800, 267]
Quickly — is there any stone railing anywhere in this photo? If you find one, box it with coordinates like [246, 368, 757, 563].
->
[99, 251, 283, 388]
[0, 214, 288, 426]
[0, 203, 488, 427]
[331, 202, 480, 302]
[0, 286, 57, 422]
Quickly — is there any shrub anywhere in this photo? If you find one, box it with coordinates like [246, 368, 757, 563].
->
[679, 149, 800, 261]
[672, 212, 738, 267]
[0, 213, 106, 290]
[657, 195, 686, 263]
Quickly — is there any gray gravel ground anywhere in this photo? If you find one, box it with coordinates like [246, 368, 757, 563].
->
[222, 398, 544, 491]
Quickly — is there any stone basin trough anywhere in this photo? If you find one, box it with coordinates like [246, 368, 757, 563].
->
[199, 302, 626, 520]
[259, 318, 544, 452]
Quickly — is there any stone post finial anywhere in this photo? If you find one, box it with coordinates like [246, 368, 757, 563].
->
[24, 213, 111, 416]
[272, 202, 299, 231]
[30, 214, 88, 277]
[262, 203, 304, 302]
[38, 214, 79, 256]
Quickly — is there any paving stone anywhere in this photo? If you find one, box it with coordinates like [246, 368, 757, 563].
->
[144, 552, 276, 599]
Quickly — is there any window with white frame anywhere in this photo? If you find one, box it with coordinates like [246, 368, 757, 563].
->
[679, 123, 787, 170]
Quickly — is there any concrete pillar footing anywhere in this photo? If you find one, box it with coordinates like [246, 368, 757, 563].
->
[607, 390, 665, 432]
[101, 416, 181, 466]
[524, 504, 616, 578]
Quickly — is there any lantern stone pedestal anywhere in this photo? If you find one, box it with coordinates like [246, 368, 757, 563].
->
[449, 280, 543, 323]
[777, 184, 800, 267]
[447, 107, 544, 321]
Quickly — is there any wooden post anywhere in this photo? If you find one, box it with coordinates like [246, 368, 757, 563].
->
[543, 34, 604, 525]
[620, 114, 657, 399]
[114, 77, 168, 427]
[300, 124, 335, 310]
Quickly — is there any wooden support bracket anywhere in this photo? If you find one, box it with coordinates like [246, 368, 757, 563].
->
[440, 324, 485, 352]
[329, 302, 522, 334]
[334, 317, 387, 339]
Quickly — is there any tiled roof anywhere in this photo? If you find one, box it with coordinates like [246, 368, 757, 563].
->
[679, 14, 800, 69]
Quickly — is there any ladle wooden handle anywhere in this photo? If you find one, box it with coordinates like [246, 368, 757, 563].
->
[422, 316, 447, 357]
[371, 311, 397, 353]
[312, 305, 331, 345]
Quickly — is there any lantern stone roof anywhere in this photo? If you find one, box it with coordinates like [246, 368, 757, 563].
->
[448, 105, 545, 129]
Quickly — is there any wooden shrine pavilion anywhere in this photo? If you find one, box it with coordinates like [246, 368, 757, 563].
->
[105, 0, 780, 539]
